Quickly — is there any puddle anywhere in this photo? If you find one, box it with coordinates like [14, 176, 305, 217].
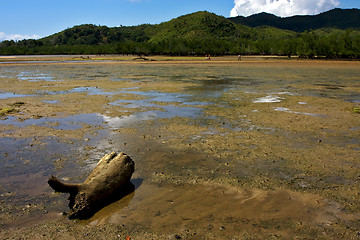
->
[109, 89, 208, 120]
[121, 90, 189, 103]
[18, 72, 56, 82]
[0, 92, 33, 99]
[104, 106, 203, 128]
[42, 87, 116, 95]
[350, 126, 360, 131]
[274, 107, 327, 117]
[42, 100, 59, 104]
[275, 91, 296, 96]
[253, 95, 284, 103]
[274, 107, 291, 112]
[315, 83, 345, 90]
[111, 90, 208, 108]
[0, 113, 105, 130]
[1, 107, 203, 130]
[0, 136, 79, 178]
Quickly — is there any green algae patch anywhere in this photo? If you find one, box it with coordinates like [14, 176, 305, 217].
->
[0, 107, 16, 116]
[352, 107, 360, 114]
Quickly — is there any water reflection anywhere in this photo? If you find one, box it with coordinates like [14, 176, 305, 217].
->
[1, 108, 203, 131]
[253, 95, 284, 103]
[110, 90, 208, 111]
[104, 106, 202, 128]
[18, 72, 56, 82]
[273, 107, 327, 117]
[41, 87, 116, 95]
[1, 113, 104, 130]
[0, 136, 76, 178]
[0, 92, 33, 99]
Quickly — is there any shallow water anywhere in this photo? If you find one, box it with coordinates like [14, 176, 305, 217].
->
[0, 92, 34, 99]
[0, 61, 359, 238]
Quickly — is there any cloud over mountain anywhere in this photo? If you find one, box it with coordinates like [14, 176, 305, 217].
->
[0, 32, 41, 42]
[230, 0, 340, 17]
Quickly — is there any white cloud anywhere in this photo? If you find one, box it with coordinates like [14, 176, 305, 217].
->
[230, 0, 340, 17]
[0, 32, 41, 42]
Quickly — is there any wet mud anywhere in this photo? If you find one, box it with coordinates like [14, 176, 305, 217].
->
[0, 57, 359, 239]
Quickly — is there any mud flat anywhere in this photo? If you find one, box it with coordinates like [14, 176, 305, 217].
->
[0, 57, 359, 239]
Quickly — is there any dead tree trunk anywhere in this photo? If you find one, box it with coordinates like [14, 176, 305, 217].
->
[48, 152, 135, 219]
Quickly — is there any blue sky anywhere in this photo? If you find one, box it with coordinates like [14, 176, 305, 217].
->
[0, 0, 359, 41]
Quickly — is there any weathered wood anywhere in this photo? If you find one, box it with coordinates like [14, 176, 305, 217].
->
[48, 152, 135, 219]
[133, 55, 155, 61]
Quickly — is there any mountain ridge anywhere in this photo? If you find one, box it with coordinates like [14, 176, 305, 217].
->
[228, 8, 360, 32]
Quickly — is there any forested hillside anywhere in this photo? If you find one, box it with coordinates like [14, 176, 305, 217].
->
[1, 9, 360, 58]
[229, 8, 360, 32]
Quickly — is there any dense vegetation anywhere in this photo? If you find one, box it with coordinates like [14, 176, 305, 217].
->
[1, 9, 360, 58]
[229, 8, 360, 32]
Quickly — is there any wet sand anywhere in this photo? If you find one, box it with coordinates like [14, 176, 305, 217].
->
[0, 56, 359, 239]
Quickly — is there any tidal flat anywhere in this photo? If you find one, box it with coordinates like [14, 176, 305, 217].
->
[0, 56, 359, 239]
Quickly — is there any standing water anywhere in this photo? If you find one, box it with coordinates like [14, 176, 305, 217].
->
[0, 59, 359, 238]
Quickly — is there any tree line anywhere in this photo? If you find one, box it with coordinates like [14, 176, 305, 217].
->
[1, 12, 360, 58]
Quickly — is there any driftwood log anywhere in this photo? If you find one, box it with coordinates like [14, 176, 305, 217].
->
[48, 152, 135, 219]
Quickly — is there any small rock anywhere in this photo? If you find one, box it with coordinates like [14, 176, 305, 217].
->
[168, 234, 181, 240]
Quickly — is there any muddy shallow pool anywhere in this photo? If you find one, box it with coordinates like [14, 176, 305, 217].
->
[0, 59, 359, 239]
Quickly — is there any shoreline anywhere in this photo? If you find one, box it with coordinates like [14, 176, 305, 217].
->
[1, 55, 359, 70]
[1, 54, 359, 63]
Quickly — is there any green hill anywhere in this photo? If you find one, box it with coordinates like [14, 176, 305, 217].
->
[228, 8, 360, 32]
[1, 10, 360, 58]
[150, 11, 242, 41]
[41, 23, 156, 45]
[146, 11, 255, 55]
